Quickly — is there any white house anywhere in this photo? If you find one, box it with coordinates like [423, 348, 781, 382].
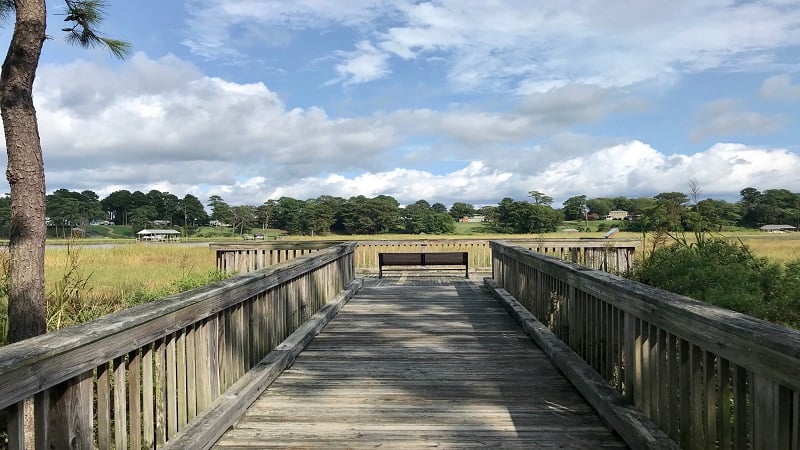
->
[605, 210, 628, 220]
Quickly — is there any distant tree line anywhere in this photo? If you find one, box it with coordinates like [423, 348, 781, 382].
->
[0, 185, 795, 238]
[570, 187, 800, 233]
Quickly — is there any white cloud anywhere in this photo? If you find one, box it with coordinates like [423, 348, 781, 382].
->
[181, 140, 800, 207]
[506, 141, 800, 203]
[0, 53, 401, 204]
[759, 75, 800, 101]
[330, 41, 392, 85]
[2, 51, 797, 208]
[266, 161, 513, 205]
[182, 0, 800, 91]
[690, 99, 784, 142]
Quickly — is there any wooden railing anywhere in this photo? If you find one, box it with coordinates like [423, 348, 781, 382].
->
[490, 240, 800, 450]
[0, 242, 357, 449]
[511, 238, 637, 273]
[210, 241, 336, 273]
[212, 238, 639, 274]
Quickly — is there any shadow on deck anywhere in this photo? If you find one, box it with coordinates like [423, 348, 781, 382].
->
[213, 274, 627, 448]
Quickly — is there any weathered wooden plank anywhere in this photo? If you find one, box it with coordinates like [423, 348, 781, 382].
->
[667, 333, 679, 441]
[194, 320, 211, 413]
[166, 334, 178, 438]
[213, 277, 634, 449]
[487, 280, 677, 449]
[154, 339, 167, 446]
[129, 349, 142, 450]
[43, 370, 92, 450]
[163, 278, 362, 450]
[185, 325, 197, 422]
[96, 362, 111, 449]
[732, 364, 749, 449]
[142, 343, 155, 450]
[704, 350, 717, 450]
[175, 329, 188, 431]
[690, 344, 703, 449]
[5, 401, 24, 450]
[113, 356, 127, 450]
[718, 357, 731, 450]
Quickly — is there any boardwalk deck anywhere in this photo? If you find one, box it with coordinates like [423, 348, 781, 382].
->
[214, 275, 627, 449]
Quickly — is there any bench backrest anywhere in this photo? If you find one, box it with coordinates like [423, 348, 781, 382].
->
[380, 253, 424, 265]
[423, 252, 468, 265]
[379, 252, 467, 265]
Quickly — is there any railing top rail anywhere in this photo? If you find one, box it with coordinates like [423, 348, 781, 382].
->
[490, 240, 800, 391]
[209, 237, 640, 249]
[508, 238, 640, 248]
[0, 242, 357, 410]
[209, 241, 344, 250]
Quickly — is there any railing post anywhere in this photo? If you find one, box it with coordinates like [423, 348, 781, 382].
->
[44, 371, 93, 450]
[5, 401, 24, 450]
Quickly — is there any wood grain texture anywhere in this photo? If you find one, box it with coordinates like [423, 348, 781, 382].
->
[214, 276, 626, 449]
[491, 240, 800, 449]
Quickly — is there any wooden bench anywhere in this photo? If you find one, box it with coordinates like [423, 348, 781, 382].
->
[378, 252, 469, 278]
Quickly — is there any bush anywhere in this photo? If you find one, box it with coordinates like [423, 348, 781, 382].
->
[630, 238, 800, 329]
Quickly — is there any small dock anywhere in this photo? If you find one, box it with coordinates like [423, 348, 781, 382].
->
[214, 276, 626, 448]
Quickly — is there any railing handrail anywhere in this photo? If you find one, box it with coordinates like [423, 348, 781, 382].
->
[211, 237, 640, 274]
[490, 239, 800, 449]
[490, 240, 800, 391]
[0, 241, 358, 411]
[209, 237, 641, 248]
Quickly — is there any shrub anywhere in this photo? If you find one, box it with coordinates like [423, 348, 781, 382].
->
[630, 238, 800, 329]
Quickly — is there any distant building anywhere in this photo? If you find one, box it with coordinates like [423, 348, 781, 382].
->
[759, 225, 797, 233]
[607, 210, 628, 220]
[459, 215, 486, 223]
[136, 229, 181, 241]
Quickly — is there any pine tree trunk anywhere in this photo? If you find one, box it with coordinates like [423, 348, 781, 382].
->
[1, 1, 48, 343]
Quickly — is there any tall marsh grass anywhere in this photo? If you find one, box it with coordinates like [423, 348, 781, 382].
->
[44, 243, 217, 301]
[0, 243, 226, 345]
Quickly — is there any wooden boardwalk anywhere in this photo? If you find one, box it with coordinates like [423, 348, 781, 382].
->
[214, 275, 627, 449]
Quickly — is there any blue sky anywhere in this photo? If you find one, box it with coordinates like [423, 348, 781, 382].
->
[2, 0, 800, 207]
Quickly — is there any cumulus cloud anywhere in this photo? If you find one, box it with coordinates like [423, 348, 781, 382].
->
[18, 54, 401, 196]
[0, 53, 650, 205]
[185, 141, 800, 207]
[266, 162, 513, 206]
[1, 50, 797, 207]
[759, 75, 800, 101]
[501, 141, 800, 203]
[690, 99, 784, 142]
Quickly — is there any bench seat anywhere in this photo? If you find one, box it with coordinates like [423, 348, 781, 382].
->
[378, 252, 468, 278]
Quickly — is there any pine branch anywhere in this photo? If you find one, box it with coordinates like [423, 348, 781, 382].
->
[60, 0, 131, 59]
